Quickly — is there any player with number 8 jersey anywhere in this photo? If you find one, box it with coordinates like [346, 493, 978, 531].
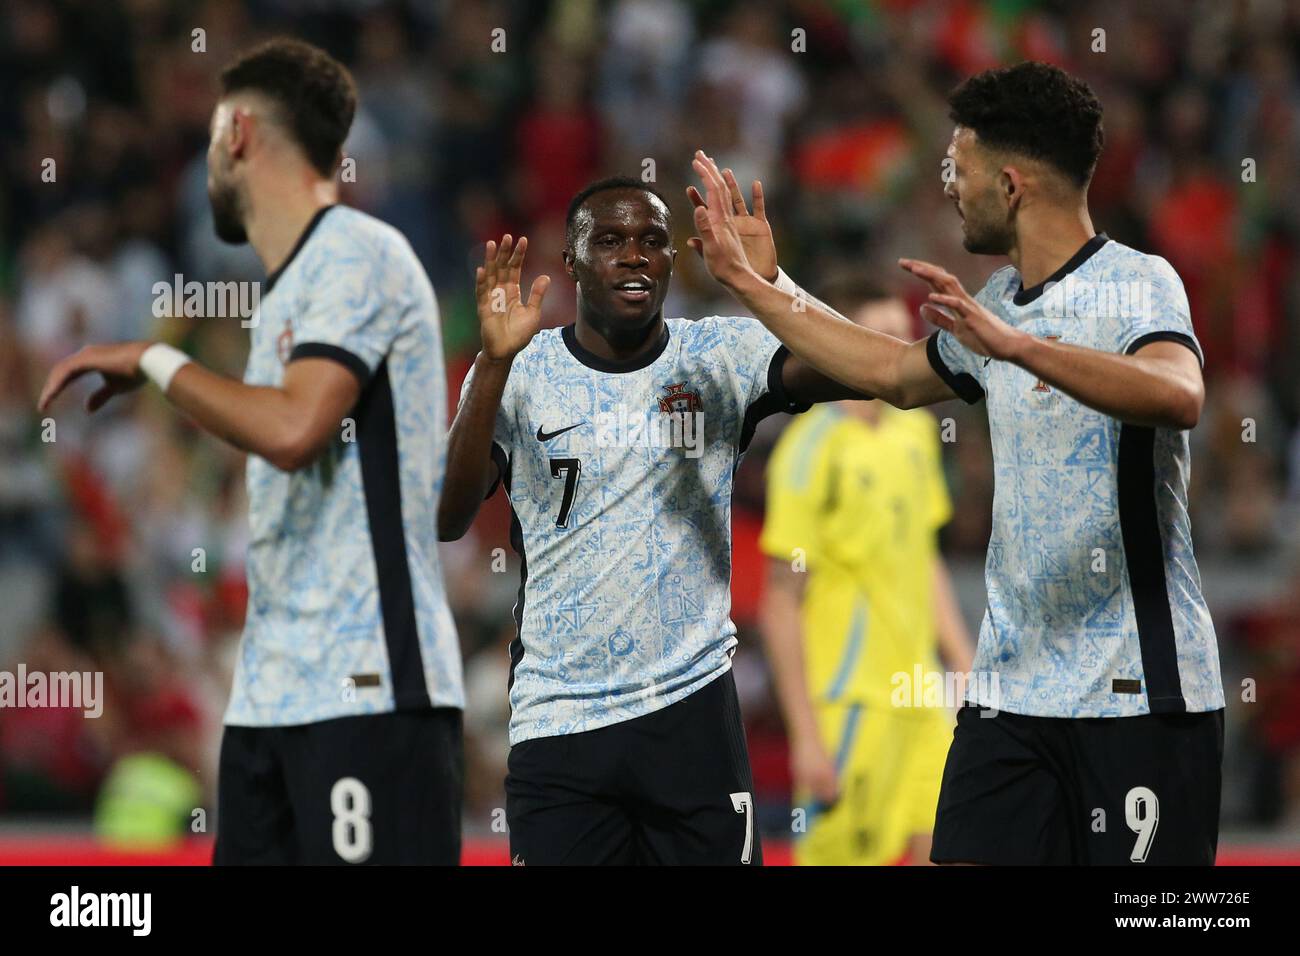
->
[440, 174, 867, 865]
[37, 40, 465, 865]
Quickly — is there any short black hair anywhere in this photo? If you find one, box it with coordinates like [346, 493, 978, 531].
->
[564, 176, 672, 250]
[948, 61, 1103, 188]
[219, 38, 357, 177]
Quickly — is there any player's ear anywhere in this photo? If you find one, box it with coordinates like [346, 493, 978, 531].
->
[562, 248, 577, 281]
[999, 166, 1023, 210]
[229, 107, 253, 160]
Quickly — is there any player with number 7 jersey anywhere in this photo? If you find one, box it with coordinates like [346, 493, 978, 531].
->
[440, 175, 867, 865]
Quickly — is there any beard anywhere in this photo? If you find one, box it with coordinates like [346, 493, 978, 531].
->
[208, 177, 247, 245]
[956, 217, 1013, 256]
[959, 202, 1014, 256]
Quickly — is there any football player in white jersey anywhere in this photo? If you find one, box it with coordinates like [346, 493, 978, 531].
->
[39, 39, 463, 864]
[440, 176, 860, 865]
[691, 61, 1224, 864]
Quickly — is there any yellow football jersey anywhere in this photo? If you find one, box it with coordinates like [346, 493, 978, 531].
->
[761, 404, 952, 710]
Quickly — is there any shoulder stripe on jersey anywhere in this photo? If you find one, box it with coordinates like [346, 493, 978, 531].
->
[265, 204, 338, 293]
[740, 346, 810, 454]
[356, 358, 432, 710]
[1117, 422, 1187, 714]
[925, 332, 984, 404]
[1125, 330, 1204, 369]
[290, 342, 370, 386]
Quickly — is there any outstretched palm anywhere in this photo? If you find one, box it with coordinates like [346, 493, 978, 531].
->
[899, 257, 1024, 361]
[475, 235, 551, 363]
[687, 162, 777, 282]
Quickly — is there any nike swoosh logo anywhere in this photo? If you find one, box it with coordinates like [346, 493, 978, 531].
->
[536, 423, 584, 442]
[983, 357, 992, 367]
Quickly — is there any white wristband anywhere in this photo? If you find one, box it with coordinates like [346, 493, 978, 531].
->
[772, 267, 801, 296]
[140, 343, 192, 394]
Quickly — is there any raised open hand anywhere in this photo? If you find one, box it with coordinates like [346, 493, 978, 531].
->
[475, 235, 551, 363]
[687, 164, 777, 282]
[689, 150, 757, 289]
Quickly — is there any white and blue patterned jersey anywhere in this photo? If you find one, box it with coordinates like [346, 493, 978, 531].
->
[464, 317, 805, 745]
[927, 235, 1223, 718]
[225, 205, 463, 726]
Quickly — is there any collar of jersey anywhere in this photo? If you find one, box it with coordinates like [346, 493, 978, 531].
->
[562, 322, 670, 373]
[265, 204, 339, 293]
[1011, 232, 1109, 306]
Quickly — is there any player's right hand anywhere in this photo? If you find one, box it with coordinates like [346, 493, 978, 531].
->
[686, 170, 777, 282]
[690, 150, 758, 289]
[37, 341, 150, 413]
[476, 235, 550, 363]
[791, 734, 840, 806]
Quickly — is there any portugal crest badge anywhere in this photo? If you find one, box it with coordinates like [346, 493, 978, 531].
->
[657, 382, 703, 414]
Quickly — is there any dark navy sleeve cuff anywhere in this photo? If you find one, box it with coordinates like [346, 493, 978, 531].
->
[289, 342, 371, 386]
[1125, 331, 1204, 368]
[766, 345, 813, 415]
[926, 332, 985, 404]
[738, 346, 810, 455]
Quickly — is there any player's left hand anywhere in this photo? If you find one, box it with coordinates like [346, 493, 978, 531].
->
[37, 341, 151, 413]
[899, 258, 1028, 362]
[686, 168, 777, 282]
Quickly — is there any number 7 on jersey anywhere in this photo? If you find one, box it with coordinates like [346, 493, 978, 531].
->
[549, 458, 581, 528]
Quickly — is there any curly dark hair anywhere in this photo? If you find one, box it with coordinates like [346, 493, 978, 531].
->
[948, 61, 1104, 188]
[565, 176, 672, 250]
[219, 38, 357, 178]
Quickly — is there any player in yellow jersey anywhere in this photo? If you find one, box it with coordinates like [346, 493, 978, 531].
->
[759, 277, 975, 866]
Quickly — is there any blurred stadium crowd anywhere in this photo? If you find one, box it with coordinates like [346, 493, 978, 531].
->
[2, 0, 1300, 847]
